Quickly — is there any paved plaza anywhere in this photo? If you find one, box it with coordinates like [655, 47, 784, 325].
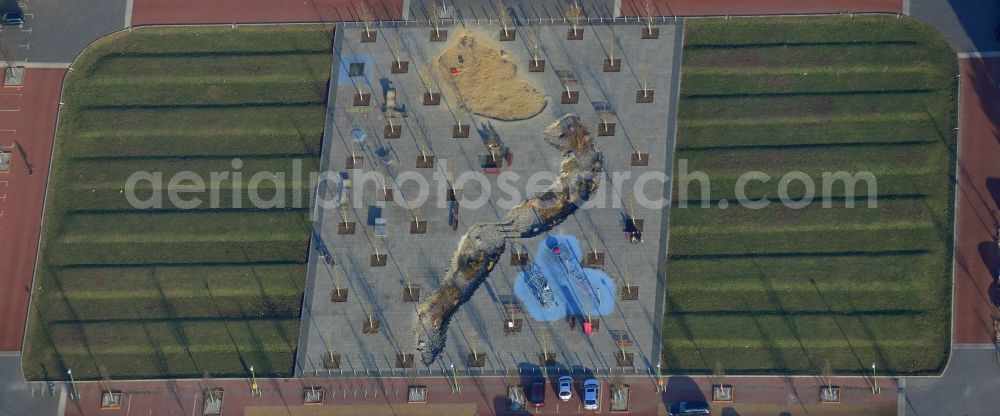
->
[296, 19, 683, 379]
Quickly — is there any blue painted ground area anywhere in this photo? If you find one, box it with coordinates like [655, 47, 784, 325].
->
[513, 235, 616, 321]
[336, 54, 375, 86]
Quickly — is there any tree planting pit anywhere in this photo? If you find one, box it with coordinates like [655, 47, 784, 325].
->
[467, 353, 486, 367]
[384, 125, 402, 138]
[604, 58, 621, 72]
[362, 319, 381, 334]
[403, 286, 421, 302]
[345, 156, 362, 169]
[620, 285, 639, 300]
[415, 156, 434, 168]
[303, 387, 325, 405]
[598, 123, 616, 136]
[820, 386, 840, 403]
[561, 91, 580, 104]
[391, 61, 409, 73]
[583, 251, 605, 267]
[396, 354, 415, 368]
[423, 92, 441, 105]
[338, 222, 356, 235]
[631, 153, 649, 166]
[330, 288, 348, 302]
[322, 353, 341, 369]
[528, 60, 545, 72]
[353, 93, 371, 106]
[635, 90, 654, 103]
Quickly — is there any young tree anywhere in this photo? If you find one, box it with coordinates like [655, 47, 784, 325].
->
[823, 359, 834, 395]
[604, 28, 618, 62]
[496, 0, 514, 38]
[566, 1, 584, 37]
[403, 268, 416, 297]
[418, 63, 435, 96]
[387, 33, 405, 69]
[713, 361, 729, 392]
[634, 133, 645, 161]
[639, 49, 651, 98]
[429, 3, 443, 39]
[642, 0, 656, 34]
[0, 35, 15, 79]
[358, 3, 375, 38]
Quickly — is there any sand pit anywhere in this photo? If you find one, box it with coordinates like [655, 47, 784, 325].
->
[437, 29, 546, 121]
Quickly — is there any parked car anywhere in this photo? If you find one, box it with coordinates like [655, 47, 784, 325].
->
[558, 376, 573, 401]
[583, 379, 600, 410]
[669, 400, 711, 416]
[1, 11, 24, 26]
[529, 379, 546, 407]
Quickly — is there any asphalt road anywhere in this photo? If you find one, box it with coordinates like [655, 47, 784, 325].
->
[904, 346, 1000, 415]
[0, 0, 126, 65]
[910, 0, 1000, 54]
[0, 353, 61, 416]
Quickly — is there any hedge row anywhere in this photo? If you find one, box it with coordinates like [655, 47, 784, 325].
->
[668, 225, 938, 257]
[45, 239, 309, 266]
[684, 16, 944, 46]
[684, 43, 941, 69]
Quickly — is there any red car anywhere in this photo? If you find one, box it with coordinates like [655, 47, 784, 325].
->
[529, 379, 546, 407]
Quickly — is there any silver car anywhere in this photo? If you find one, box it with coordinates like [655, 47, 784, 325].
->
[558, 376, 573, 401]
[583, 379, 600, 410]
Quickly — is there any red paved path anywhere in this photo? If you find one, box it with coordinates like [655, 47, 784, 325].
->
[0, 69, 65, 351]
[953, 57, 1000, 344]
[131, 0, 404, 26]
[63, 374, 896, 416]
[620, 0, 902, 16]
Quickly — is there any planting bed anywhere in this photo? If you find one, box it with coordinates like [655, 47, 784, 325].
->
[663, 16, 957, 375]
[22, 25, 333, 380]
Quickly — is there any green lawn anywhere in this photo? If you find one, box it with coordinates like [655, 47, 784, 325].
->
[664, 16, 957, 375]
[23, 25, 332, 381]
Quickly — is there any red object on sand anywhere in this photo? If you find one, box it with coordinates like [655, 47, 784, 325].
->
[450, 67, 459, 75]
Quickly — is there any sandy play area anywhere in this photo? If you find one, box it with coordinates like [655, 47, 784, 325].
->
[436, 29, 546, 121]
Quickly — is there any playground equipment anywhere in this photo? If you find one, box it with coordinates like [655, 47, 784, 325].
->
[523, 261, 557, 309]
[546, 236, 602, 309]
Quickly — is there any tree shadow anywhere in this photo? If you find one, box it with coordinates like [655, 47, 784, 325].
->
[661, 375, 705, 412]
[986, 178, 1000, 217]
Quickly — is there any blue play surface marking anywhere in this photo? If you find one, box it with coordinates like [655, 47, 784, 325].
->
[513, 235, 616, 322]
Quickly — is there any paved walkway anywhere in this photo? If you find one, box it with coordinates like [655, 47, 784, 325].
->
[61, 374, 897, 416]
[900, 55, 1000, 416]
[0, 353, 62, 416]
[0, 68, 64, 352]
[130, 0, 404, 26]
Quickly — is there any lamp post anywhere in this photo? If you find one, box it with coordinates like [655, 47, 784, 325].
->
[871, 363, 879, 394]
[656, 364, 663, 393]
[66, 369, 79, 400]
[450, 363, 459, 393]
[250, 365, 260, 397]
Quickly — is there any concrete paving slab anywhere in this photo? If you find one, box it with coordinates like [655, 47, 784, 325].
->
[296, 19, 683, 379]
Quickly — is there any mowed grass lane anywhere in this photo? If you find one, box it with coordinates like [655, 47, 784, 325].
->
[23, 26, 332, 380]
[664, 16, 957, 375]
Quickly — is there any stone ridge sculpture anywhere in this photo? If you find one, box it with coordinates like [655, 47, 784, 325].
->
[414, 114, 604, 364]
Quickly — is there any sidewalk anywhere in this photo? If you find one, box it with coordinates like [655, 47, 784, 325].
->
[61, 373, 896, 416]
[0, 68, 65, 352]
